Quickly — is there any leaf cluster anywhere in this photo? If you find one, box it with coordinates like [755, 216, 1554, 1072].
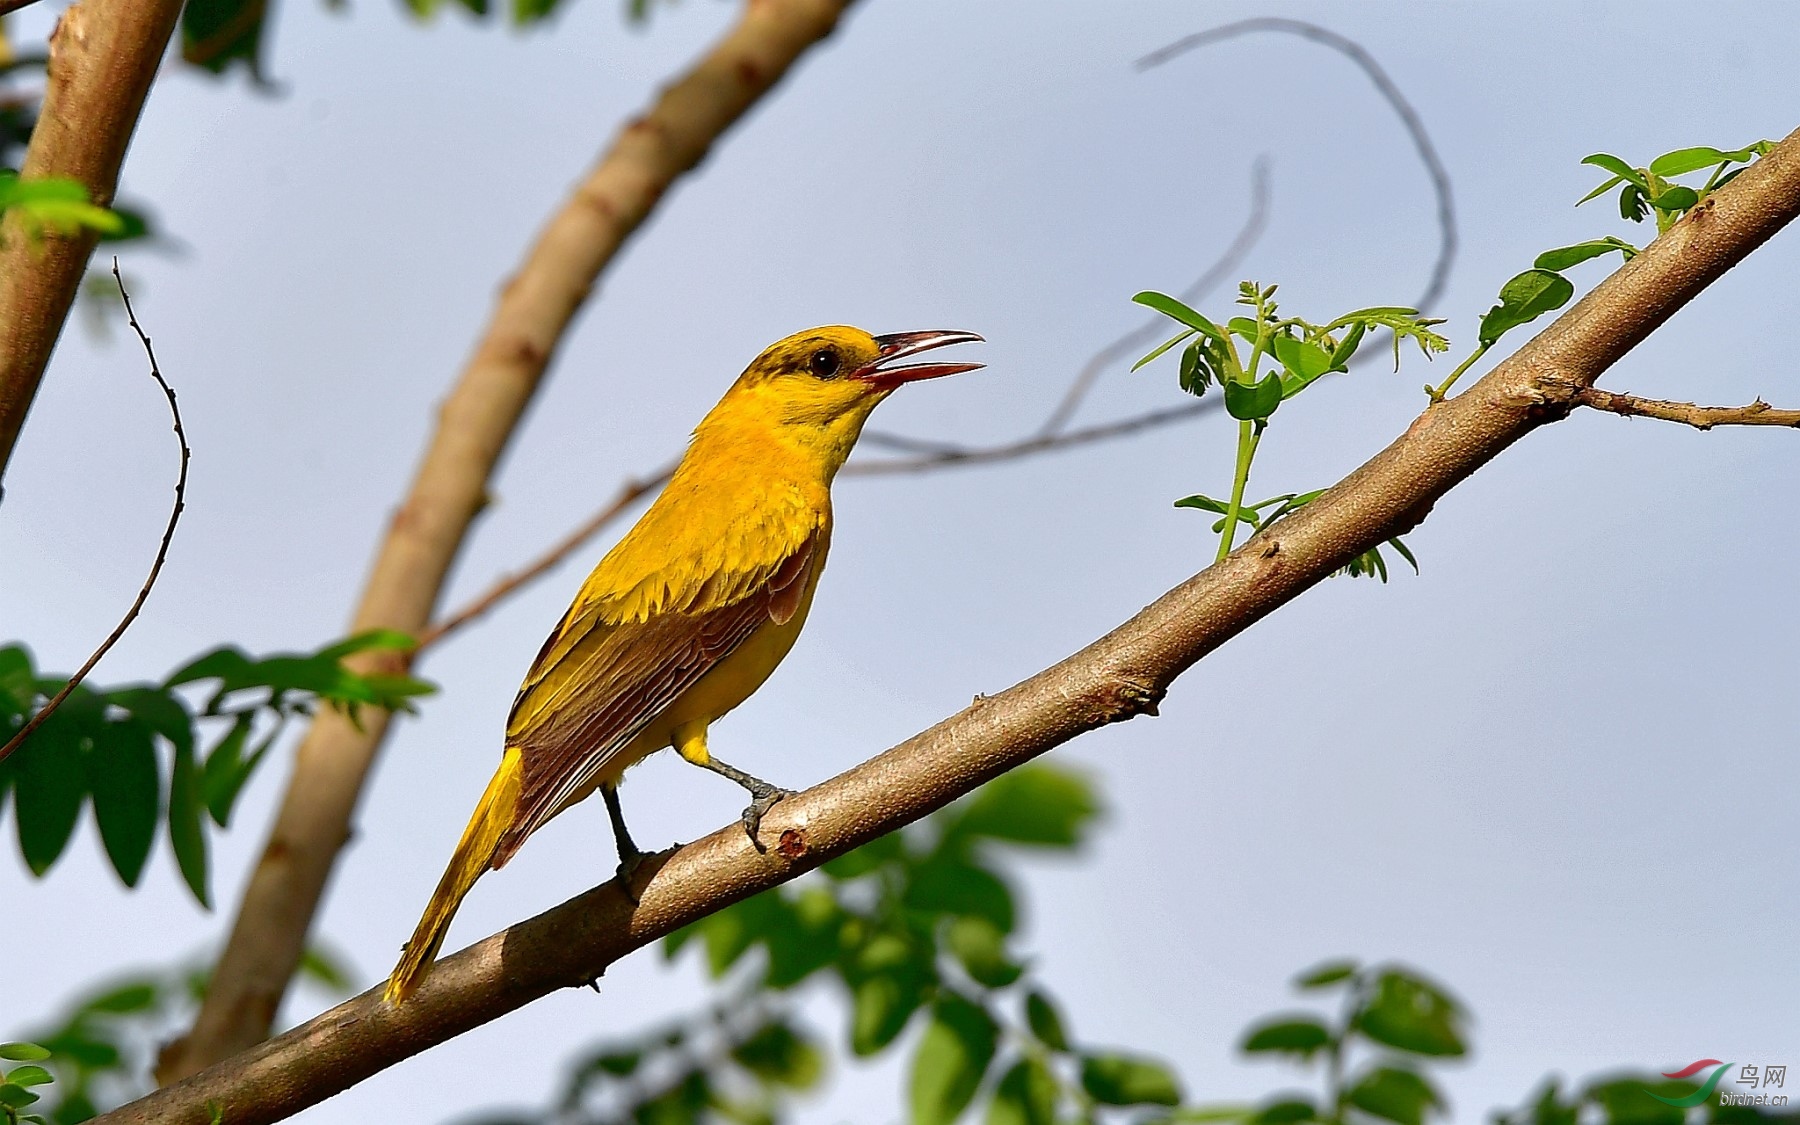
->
[1135, 283, 1438, 572]
[1580, 142, 1772, 234]
[0, 632, 433, 906]
[6, 948, 353, 1125]
[1495, 1071, 1800, 1125]
[1183, 960, 1468, 1125]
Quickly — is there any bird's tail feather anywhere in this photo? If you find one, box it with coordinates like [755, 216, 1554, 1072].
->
[385, 747, 523, 1004]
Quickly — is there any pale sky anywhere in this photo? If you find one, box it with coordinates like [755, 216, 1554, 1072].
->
[2, 2, 1796, 1122]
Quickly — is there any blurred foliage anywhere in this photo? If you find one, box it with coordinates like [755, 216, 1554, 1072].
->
[2, 945, 354, 1125]
[0, 630, 433, 906]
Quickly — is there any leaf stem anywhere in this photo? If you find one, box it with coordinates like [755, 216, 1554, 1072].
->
[1216, 419, 1264, 561]
[1425, 340, 1490, 403]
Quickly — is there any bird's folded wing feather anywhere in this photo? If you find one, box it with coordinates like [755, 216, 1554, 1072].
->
[496, 528, 817, 859]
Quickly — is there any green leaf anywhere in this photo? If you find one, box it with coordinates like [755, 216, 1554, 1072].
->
[1132, 329, 1196, 373]
[1533, 238, 1637, 271]
[1023, 990, 1069, 1052]
[1478, 269, 1575, 347]
[1354, 969, 1467, 1057]
[1227, 317, 1261, 342]
[1272, 336, 1332, 389]
[1251, 1100, 1320, 1125]
[1133, 292, 1228, 344]
[0, 1083, 40, 1109]
[1178, 338, 1212, 398]
[1386, 536, 1420, 575]
[987, 1057, 1058, 1125]
[5, 1066, 51, 1088]
[1294, 959, 1358, 988]
[909, 996, 998, 1125]
[297, 944, 355, 993]
[1223, 372, 1283, 421]
[0, 1046, 50, 1062]
[731, 1021, 823, 1090]
[180, 0, 269, 78]
[1580, 153, 1647, 190]
[821, 830, 905, 880]
[167, 744, 211, 907]
[851, 972, 926, 1056]
[904, 858, 1014, 932]
[1080, 1052, 1182, 1106]
[11, 722, 85, 876]
[1576, 174, 1625, 206]
[88, 720, 161, 887]
[1347, 1067, 1442, 1125]
[946, 916, 1023, 989]
[165, 647, 255, 691]
[1651, 185, 1699, 212]
[953, 765, 1098, 849]
[1328, 322, 1366, 371]
[201, 713, 259, 827]
[81, 982, 159, 1014]
[312, 629, 420, 663]
[1241, 1018, 1332, 1059]
[1648, 147, 1728, 177]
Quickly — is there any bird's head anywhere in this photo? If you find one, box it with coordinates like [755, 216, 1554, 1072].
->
[707, 325, 983, 468]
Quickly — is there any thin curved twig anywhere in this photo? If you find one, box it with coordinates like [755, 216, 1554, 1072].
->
[0, 260, 188, 765]
[415, 459, 679, 653]
[1136, 16, 1457, 313]
[846, 402, 1208, 476]
[1028, 156, 1271, 440]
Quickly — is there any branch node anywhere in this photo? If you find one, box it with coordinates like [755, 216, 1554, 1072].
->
[1103, 676, 1165, 721]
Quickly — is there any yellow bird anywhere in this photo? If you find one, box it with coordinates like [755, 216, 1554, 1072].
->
[386, 326, 983, 1003]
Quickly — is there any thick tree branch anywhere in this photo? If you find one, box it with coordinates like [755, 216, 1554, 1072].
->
[1572, 386, 1800, 429]
[103, 126, 1800, 1125]
[157, 0, 858, 1083]
[0, 0, 183, 489]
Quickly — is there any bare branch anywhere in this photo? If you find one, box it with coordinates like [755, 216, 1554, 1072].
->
[0, 261, 187, 765]
[0, 0, 47, 19]
[846, 402, 1208, 476]
[1572, 386, 1800, 429]
[158, 0, 860, 1083]
[96, 123, 1800, 1125]
[1137, 17, 1458, 312]
[415, 459, 678, 652]
[1028, 156, 1271, 439]
[0, 0, 184, 487]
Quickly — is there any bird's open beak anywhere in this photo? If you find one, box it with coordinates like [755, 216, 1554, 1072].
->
[853, 330, 985, 388]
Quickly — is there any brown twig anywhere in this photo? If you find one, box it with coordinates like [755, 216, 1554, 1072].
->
[0, 0, 46, 17]
[1572, 386, 1800, 429]
[414, 460, 678, 652]
[160, 0, 861, 1084]
[0, 262, 187, 765]
[90, 123, 1800, 1125]
[847, 402, 1209, 475]
[1029, 156, 1272, 439]
[1137, 17, 1458, 313]
[0, 0, 184, 489]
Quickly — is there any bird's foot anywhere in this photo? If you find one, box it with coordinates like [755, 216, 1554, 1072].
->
[740, 787, 795, 851]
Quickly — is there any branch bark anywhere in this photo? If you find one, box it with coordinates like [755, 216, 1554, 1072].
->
[156, 0, 858, 1083]
[107, 124, 1800, 1125]
[0, 0, 183, 488]
[1572, 386, 1800, 429]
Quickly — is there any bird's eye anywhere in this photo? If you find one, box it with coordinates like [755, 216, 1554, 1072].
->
[809, 348, 840, 378]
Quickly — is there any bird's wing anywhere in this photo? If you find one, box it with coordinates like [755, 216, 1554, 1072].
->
[494, 529, 818, 863]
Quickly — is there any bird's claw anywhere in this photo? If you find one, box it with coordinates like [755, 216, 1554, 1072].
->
[741, 789, 795, 851]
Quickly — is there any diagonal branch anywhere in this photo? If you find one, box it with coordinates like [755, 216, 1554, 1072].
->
[99, 123, 1800, 1125]
[1572, 386, 1800, 429]
[157, 0, 860, 1084]
[0, 0, 184, 489]
[0, 262, 188, 765]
